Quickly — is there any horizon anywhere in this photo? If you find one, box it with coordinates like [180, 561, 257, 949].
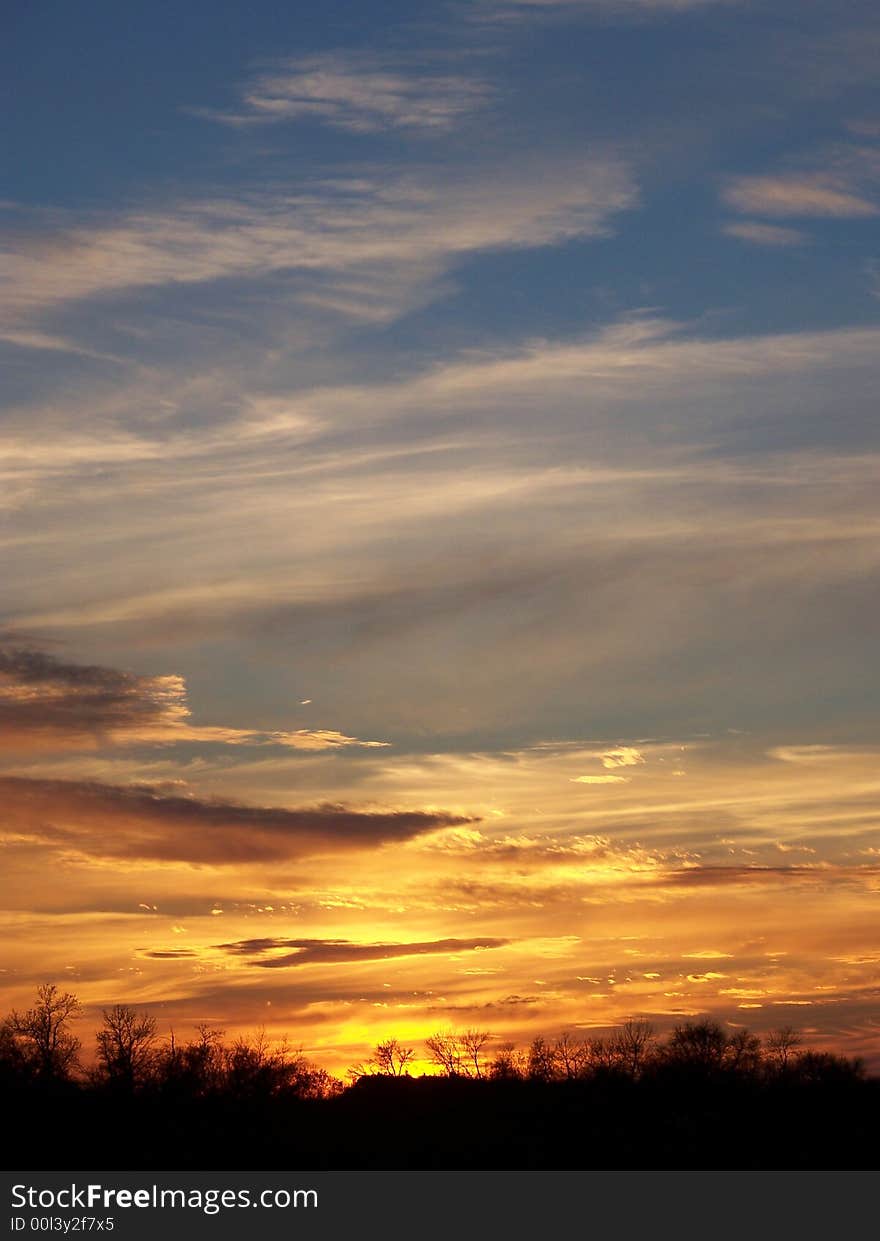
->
[3, 985, 854, 1083]
[3, 0, 880, 1079]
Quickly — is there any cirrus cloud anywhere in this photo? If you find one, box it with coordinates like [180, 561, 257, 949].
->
[722, 173, 877, 218]
[194, 52, 494, 134]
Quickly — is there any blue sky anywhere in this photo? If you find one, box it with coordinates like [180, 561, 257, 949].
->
[2, 0, 880, 1068]
[5, 0, 880, 743]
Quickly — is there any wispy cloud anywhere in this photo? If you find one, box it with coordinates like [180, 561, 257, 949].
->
[664, 864, 880, 889]
[0, 160, 636, 330]
[721, 220, 809, 246]
[194, 52, 493, 133]
[722, 173, 877, 218]
[6, 313, 880, 748]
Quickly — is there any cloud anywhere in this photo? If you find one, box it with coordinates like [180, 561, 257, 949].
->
[721, 220, 809, 247]
[213, 935, 511, 968]
[768, 744, 868, 765]
[601, 746, 644, 768]
[195, 53, 492, 133]
[0, 774, 479, 864]
[8, 306, 880, 739]
[722, 174, 877, 218]
[0, 643, 386, 752]
[0, 160, 636, 330]
[663, 864, 880, 889]
[0, 328, 116, 358]
[571, 774, 628, 784]
[221, 316, 880, 447]
[0, 645, 183, 748]
[8, 312, 880, 510]
[4, 245, 880, 781]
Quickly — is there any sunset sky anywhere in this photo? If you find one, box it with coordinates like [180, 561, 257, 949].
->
[3, 0, 880, 1075]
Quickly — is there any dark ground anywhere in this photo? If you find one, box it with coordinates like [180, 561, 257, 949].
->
[6, 1070, 877, 1171]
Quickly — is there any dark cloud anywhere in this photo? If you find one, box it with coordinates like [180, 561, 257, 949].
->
[0, 644, 175, 748]
[214, 935, 511, 968]
[0, 642, 385, 752]
[143, 949, 198, 959]
[0, 774, 480, 864]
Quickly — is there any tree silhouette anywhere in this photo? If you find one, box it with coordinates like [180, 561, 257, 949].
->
[0, 1017, 29, 1083]
[725, 1028, 762, 1075]
[665, 1019, 729, 1073]
[425, 1031, 464, 1076]
[766, 1026, 802, 1074]
[526, 1035, 557, 1082]
[613, 1018, 655, 1078]
[585, 1035, 614, 1073]
[95, 1004, 158, 1089]
[160, 1023, 226, 1097]
[489, 1041, 526, 1081]
[791, 1050, 865, 1086]
[10, 983, 81, 1080]
[1, 984, 875, 1171]
[553, 1031, 590, 1080]
[459, 1029, 492, 1079]
[425, 1029, 492, 1078]
[373, 1038, 416, 1077]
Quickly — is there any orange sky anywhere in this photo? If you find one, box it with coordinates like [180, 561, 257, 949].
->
[2, 651, 879, 1076]
[3, 0, 880, 1081]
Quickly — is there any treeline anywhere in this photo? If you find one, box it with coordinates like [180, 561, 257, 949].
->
[2, 984, 865, 1092]
[2, 985, 876, 1170]
[1, 984, 341, 1098]
[354, 1020, 863, 1086]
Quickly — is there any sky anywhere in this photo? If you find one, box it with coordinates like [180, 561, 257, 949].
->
[2, 0, 880, 1075]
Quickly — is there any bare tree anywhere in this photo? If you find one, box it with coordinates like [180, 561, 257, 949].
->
[425, 1031, 464, 1077]
[10, 984, 81, 1080]
[96, 1005, 158, 1088]
[766, 1026, 802, 1074]
[666, 1019, 729, 1071]
[613, 1018, 655, 1078]
[489, 1042, 525, 1081]
[526, 1035, 557, 1082]
[725, 1028, 762, 1075]
[157, 1024, 226, 1096]
[189, 1023, 226, 1092]
[554, 1031, 590, 1080]
[373, 1037, 416, 1077]
[459, 1029, 492, 1079]
[224, 1028, 277, 1098]
[587, 1036, 617, 1072]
